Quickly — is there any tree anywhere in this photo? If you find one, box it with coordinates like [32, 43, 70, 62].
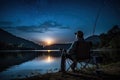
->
[107, 25, 120, 37]
[99, 25, 120, 48]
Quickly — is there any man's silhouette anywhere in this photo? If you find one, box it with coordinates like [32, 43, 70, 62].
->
[61, 30, 91, 72]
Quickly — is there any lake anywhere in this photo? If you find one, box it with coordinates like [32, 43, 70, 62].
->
[0, 49, 120, 80]
[0, 50, 62, 80]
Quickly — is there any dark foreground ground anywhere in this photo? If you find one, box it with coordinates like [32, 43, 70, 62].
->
[14, 62, 120, 80]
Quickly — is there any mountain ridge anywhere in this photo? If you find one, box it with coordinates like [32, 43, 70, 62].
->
[0, 28, 43, 49]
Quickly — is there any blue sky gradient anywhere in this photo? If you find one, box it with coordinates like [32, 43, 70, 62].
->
[0, 0, 120, 44]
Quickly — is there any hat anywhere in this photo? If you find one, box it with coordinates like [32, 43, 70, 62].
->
[75, 30, 83, 35]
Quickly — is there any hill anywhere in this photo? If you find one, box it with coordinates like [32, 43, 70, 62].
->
[99, 25, 120, 48]
[0, 28, 43, 50]
[44, 43, 71, 50]
[44, 35, 101, 50]
[85, 35, 101, 48]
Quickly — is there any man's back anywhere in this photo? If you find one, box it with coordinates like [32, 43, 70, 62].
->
[76, 41, 91, 59]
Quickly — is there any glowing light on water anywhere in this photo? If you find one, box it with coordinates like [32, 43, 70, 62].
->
[47, 56, 51, 62]
[45, 56, 54, 63]
[47, 50, 51, 53]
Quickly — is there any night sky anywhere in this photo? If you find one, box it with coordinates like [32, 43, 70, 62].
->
[0, 0, 120, 45]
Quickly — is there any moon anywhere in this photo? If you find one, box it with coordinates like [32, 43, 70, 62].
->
[44, 38, 55, 45]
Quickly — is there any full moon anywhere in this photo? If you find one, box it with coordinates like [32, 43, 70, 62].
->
[47, 41, 52, 45]
[44, 38, 55, 45]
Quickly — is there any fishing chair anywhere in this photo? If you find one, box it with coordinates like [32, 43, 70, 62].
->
[60, 41, 102, 74]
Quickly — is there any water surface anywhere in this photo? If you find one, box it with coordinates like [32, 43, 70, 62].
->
[0, 50, 61, 80]
[0, 49, 120, 80]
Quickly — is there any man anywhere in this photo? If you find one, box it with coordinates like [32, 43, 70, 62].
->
[68, 30, 85, 56]
[61, 30, 91, 72]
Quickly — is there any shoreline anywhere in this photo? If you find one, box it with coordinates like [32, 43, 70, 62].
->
[14, 62, 120, 80]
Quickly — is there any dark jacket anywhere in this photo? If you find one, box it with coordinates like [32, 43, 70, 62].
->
[68, 38, 85, 55]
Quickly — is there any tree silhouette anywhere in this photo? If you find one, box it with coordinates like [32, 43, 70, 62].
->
[100, 25, 120, 48]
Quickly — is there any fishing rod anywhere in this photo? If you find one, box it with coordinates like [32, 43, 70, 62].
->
[92, 0, 106, 35]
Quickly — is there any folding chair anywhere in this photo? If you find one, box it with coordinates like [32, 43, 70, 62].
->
[60, 41, 102, 74]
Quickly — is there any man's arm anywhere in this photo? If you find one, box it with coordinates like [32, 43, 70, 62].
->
[67, 41, 78, 55]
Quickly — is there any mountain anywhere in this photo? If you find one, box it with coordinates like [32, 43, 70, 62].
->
[85, 35, 101, 48]
[44, 43, 71, 50]
[0, 28, 43, 49]
[99, 25, 120, 48]
[44, 35, 101, 50]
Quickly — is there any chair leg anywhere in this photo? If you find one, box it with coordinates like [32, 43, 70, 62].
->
[61, 54, 66, 72]
[66, 59, 73, 71]
[70, 61, 77, 71]
[82, 60, 90, 69]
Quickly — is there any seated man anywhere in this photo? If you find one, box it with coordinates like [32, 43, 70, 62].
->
[61, 30, 91, 72]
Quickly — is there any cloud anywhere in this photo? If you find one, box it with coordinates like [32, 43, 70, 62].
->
[0, 21, 13, 26]
[1, 21, 70, 33]
[38, 21, 70, 30]
[16, 26, 46, 33]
